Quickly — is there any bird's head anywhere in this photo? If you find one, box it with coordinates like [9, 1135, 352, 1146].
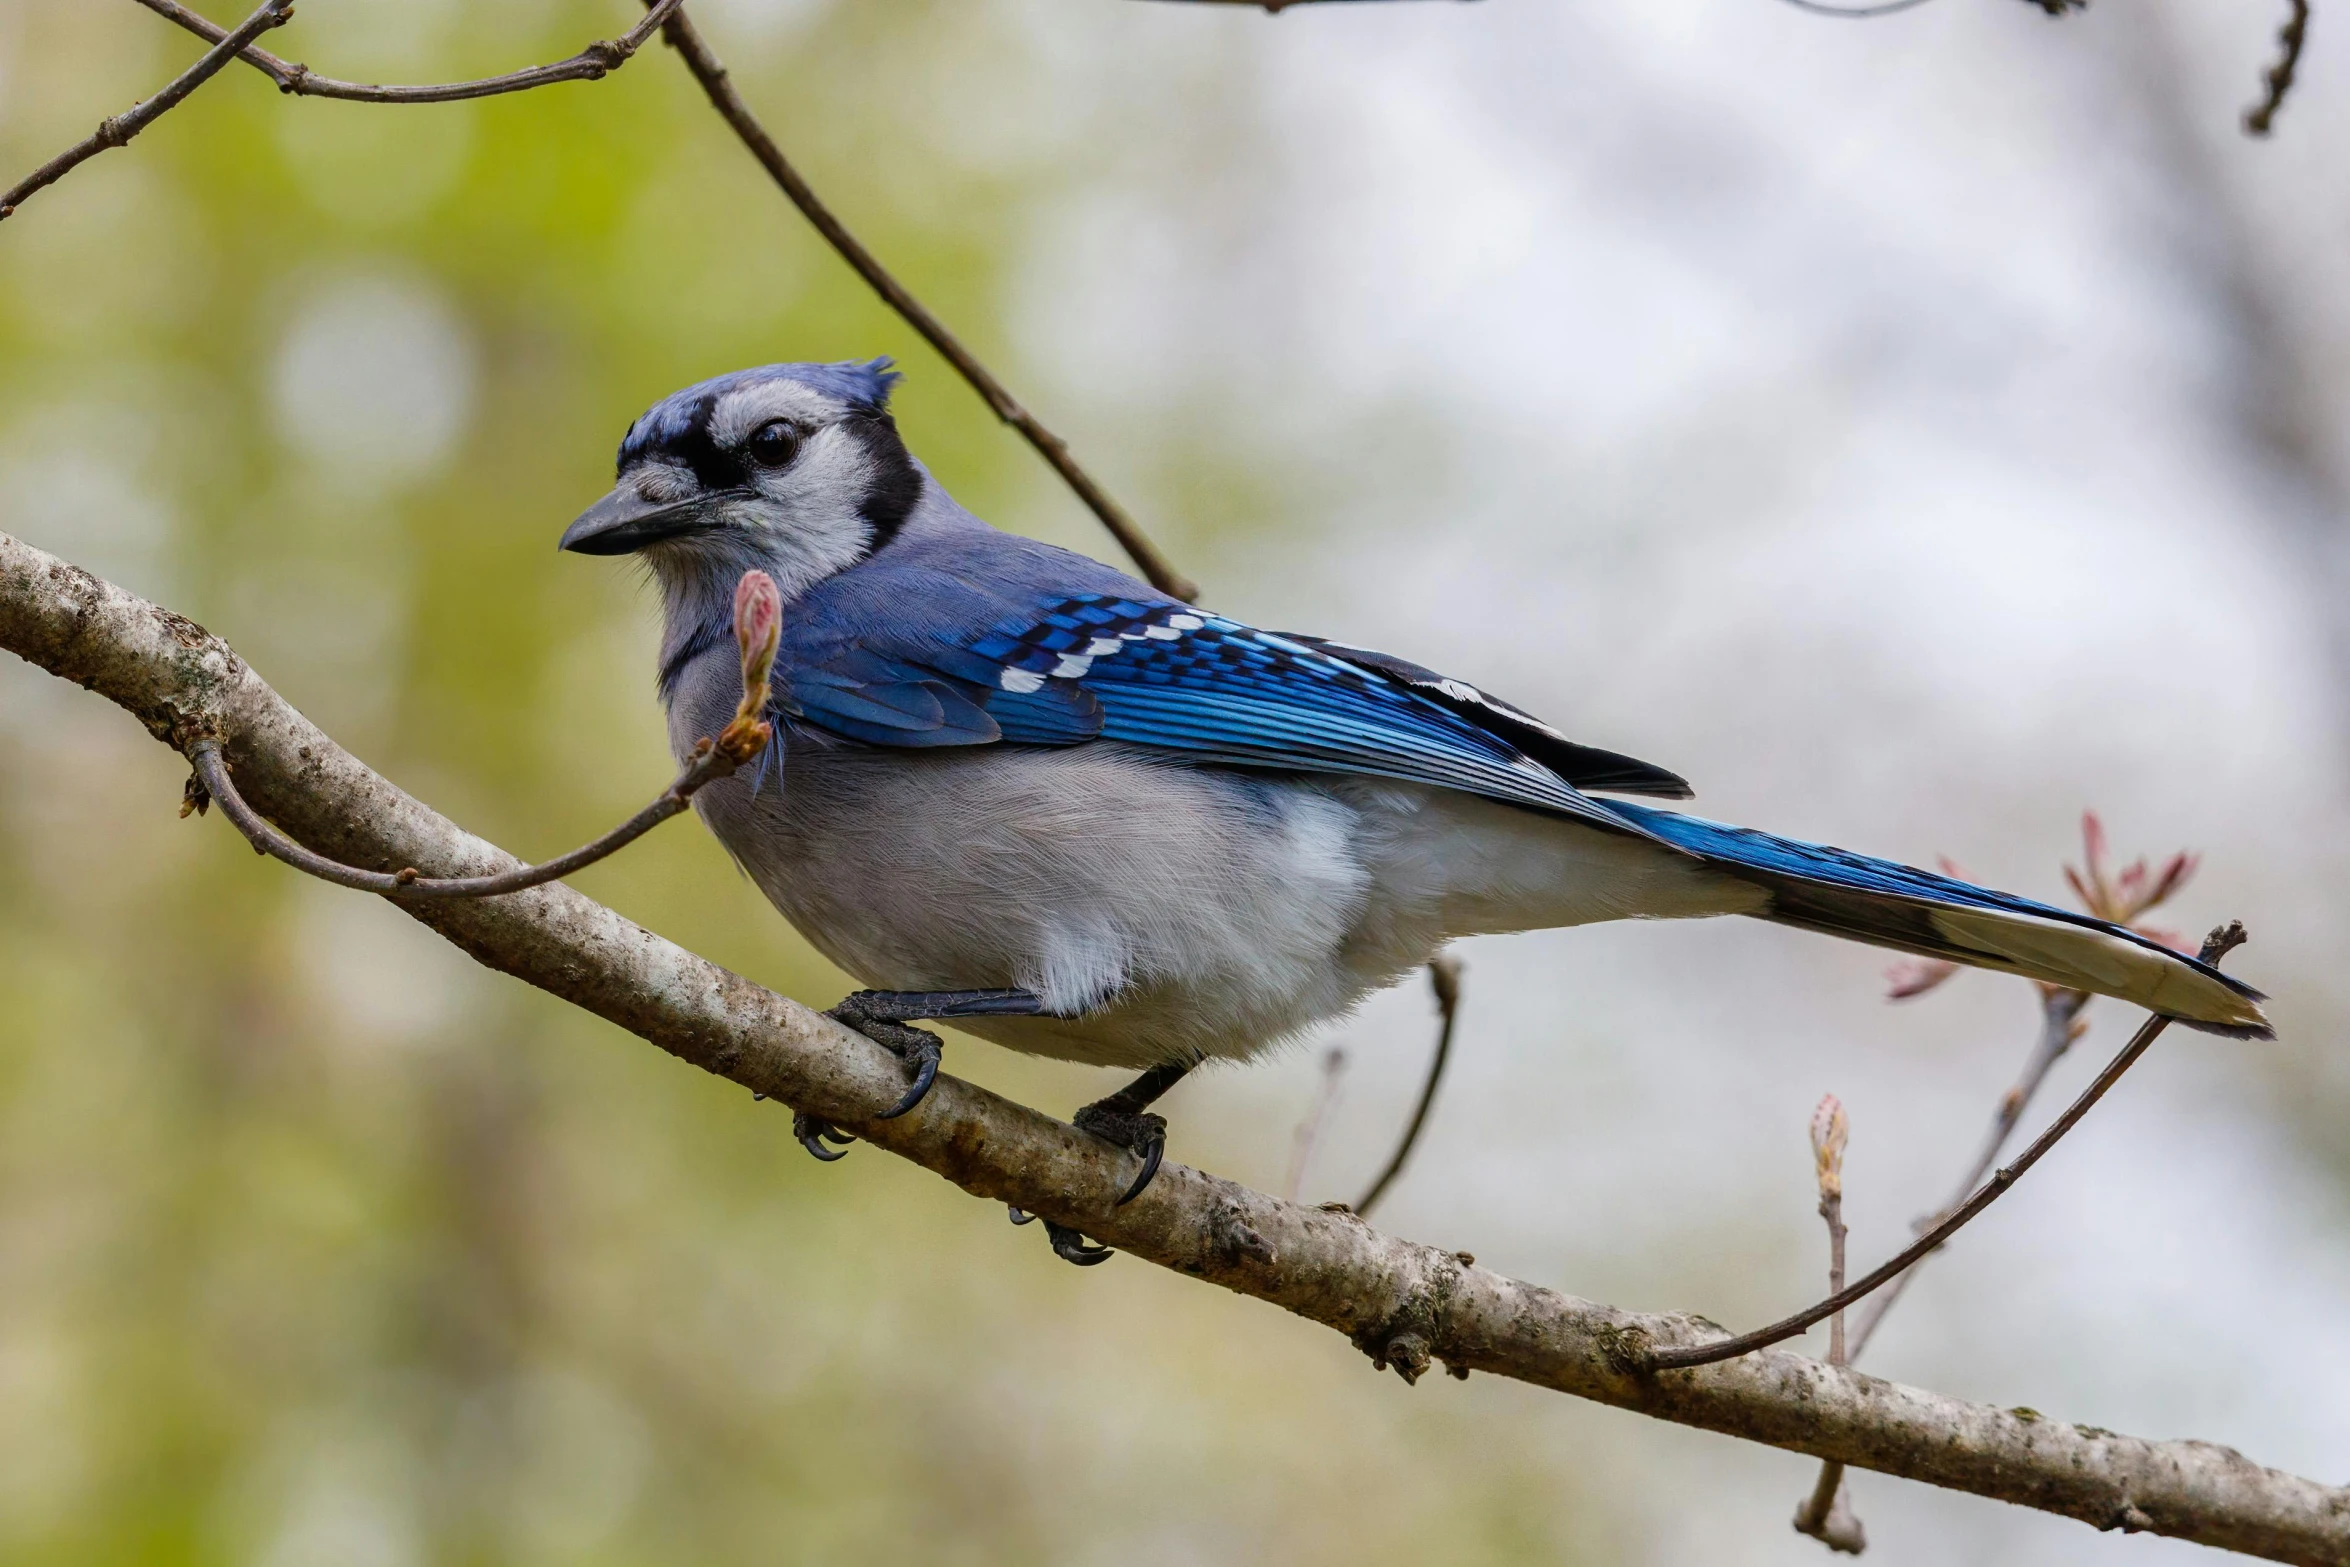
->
[561, 359, 923, 600]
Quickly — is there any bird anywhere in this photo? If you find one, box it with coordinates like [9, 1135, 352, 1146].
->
[561, 358, 2269, 1263]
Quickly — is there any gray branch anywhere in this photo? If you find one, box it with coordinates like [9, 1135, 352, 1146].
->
[4, 527, 2346, 1565]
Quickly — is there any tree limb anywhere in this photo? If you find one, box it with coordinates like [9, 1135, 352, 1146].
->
[129, 0, 686, 104]
[0, 0, 292, 221]
[3, 527, 2345, 1565]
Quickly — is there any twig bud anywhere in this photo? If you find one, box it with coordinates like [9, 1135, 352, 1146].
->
[1810, 1093, 1848, 1201]
[734, 569, 782, 710]
[710, 570, 783, 766]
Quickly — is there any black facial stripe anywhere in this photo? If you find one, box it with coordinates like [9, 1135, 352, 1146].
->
[619, 392, 745, 494]
[847, 411, 923, 551]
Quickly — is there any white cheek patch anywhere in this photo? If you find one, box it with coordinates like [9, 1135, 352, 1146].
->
[728, 424, 879, 600]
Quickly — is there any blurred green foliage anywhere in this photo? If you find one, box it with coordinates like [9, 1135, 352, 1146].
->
[0, 4, 1616, 1562]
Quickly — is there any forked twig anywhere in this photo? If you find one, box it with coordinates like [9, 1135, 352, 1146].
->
[650, 4, 1201, 604]
[187, 570, 783, 902]
[1, 0, 293, 221]
[1647, 921, 2247, 1372]
[131, 0, 686, 104]
[1844, 986, 2086, 1360]
[1354, 955, 1462, 1217]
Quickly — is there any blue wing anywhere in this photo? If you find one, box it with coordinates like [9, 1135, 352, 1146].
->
[771, 586, 1668, 837]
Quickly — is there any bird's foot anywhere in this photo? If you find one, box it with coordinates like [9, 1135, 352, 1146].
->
[823, 1006, 943, 1121]
[1007, 1205, 1112, 1265]
[794, 1112, 856, 1161]
[1073, 1100, 1170, 1208]
[790, 989, 1045, 1164]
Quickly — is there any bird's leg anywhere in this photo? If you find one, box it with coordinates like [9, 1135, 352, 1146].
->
[1012, 1059, 1194, 1266]
[791, 988, 1047, 1160]
[1076, 1059, 1193, 1206]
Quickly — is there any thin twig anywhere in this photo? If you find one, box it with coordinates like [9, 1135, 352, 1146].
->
[0, 0, 293, 221]
[1793, 1096, 1868, 1553]
[1845, 986, 2087, 1359]
[2243, 0, 2311, 137]
[1646, 921, 2246, 1372]
[129, 0, 686, 104]
[188, 732, 755, 898]
[1354, 955, 1462, 1217]
[184, 566, 781, 901]
[1774, 0, 1940, 18]
[651, 3, 1201, 604]
[1282, 1047, 1348, 1202]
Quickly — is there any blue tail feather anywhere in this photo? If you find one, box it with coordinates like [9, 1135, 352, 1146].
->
[1603, 803, 2270, 1038]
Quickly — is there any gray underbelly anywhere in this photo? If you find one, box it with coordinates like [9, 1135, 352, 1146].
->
[689, 738, 1387, 1068]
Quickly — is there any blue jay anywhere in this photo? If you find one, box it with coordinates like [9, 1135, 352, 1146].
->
[562, 360, 2268, 1261]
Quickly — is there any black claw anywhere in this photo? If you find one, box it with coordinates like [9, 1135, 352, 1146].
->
[1074, 1104, 1170, 1206]
[1045, 1220, 1113, 1265]
[876, 1034, 940, 1120]
[826, 1005, 945, 1121]
[1116, 1137, 1164, 1207]
[1007, 1205, 1036, 1225]
[794, 1112, 854, 1162]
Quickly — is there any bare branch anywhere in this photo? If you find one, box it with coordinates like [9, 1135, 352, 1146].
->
[2243, 0, 2312, 137]
[1647, 924, 2246, 1372]
[180, 566, 781, 900]
[1143, 0, 1484, 11]
[3, 532, 2343, 1561]
[128, 0, 686, 104]
[651, 4, 1201, 604]
[1283, 1047, 1349, 1202]
[1774, 0, 1941, 19]
[0, 0, 293, 222]
[1846, 986, 2087, 1359]
[1793, 1095, 1868, 1553]
[187, 731, 751, 898]
[1354, 955, 1461, 1217]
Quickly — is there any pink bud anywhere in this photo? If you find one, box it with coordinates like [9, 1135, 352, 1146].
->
[1885, 957, 1959, 1000]
[734, 570, 782, 681]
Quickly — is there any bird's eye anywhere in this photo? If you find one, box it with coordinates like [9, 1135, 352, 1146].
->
[746, 420, 800, 468]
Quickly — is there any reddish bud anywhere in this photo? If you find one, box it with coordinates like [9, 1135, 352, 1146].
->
[2139, 851, 2198, 917]
[734, 569, 782, 697]
[1886, 958, 1960, 1001]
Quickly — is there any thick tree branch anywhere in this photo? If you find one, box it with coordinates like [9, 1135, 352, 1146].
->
[3, 529, 2346, 1564]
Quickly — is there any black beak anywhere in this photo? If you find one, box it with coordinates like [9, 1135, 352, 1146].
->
[559, 487, 746, 555]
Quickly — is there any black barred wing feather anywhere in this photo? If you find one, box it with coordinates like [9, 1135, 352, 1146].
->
[960, 595, 1671, 835]
[1281, 635, 1691, 800]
